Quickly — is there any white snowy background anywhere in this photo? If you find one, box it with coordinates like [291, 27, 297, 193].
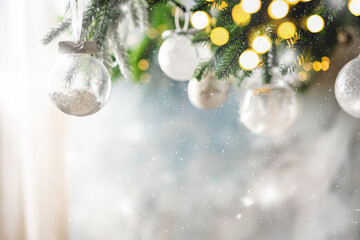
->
[65, 40, 360, 240]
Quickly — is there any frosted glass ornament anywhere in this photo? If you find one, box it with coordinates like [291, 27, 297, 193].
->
[239, 81, 298, 136]
[187, 74, 230, 109]
[335, 56, 360, 118]
[158, 33, 199, 81]
[49, 54, 111, 117]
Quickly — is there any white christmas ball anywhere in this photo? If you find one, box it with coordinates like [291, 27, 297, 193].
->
[187, 74, 230, 109]
[158, 33, 199, 81]
[239, 81, 298, 136]
[335, 57, 360, 118]
[49, 54, 111, 117]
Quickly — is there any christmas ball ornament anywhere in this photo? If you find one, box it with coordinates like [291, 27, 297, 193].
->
[49, 54, 111, 117]
[335, 56, 360, 118]
[239, 81, 297, 136]
[187, 74, 230, 109]
[158, 32, 199, 81]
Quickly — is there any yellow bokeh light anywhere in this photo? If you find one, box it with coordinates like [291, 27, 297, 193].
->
[277, 22, 296, 39]
[138, 59, 149, 71]
[191, 11, 210, 29]
[303, 62, 312, 72]
[313, 61, 322, 71]
[241, 0, 261, 14]
[321, 61, 330, 71]
[322, 56, 330, 63]
[268, 0, 289, 19]
[210, 27, 229, 46]
[252, 36, 272, 54]
[140, 73, 151, 83]
[298, 71, 307, 81]
[307, 15, 324, 33]
[239, 50, 260, 70]
[147, 27, 158, 39]
[286, 0, 300, 4]
[349, 0, 360, 16]
[232, 4, 251, 26]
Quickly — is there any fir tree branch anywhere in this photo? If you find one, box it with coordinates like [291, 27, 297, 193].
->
[42, 18, 71, 45]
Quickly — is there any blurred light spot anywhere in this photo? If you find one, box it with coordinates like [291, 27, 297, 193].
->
[277, 22, 296, 39]
[147, 27, 158, 39]
[313, 61, 322, 71]
[307, 15, 324, 33]
[241, 0, 261, 14]
[322, 56, 330, 63]
[239, 50, 259, 70]
[191, 11, 210, 29]
[268, 0, 289, 19]
[232, 4, 251, 26]
[259, 184, 281, 206]
[321, 61, 330, 71]
[241, 196, 254, 207]
[252, 36, 271, 54]
[298, 71, 307, 81]
[138, 59, 149, 71]
[303, 62, 312, 72]
[140, 73, 151, 83]
[210, 27, 229, 46]
[349, 0, 360, 16]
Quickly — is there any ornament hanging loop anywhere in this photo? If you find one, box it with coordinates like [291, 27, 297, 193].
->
[70, 0, 84, 43]
[174, 7, 190, 32]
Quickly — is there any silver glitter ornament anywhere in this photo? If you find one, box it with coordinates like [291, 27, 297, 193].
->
[187, 74, 230, 109]
[158, 32, 199, 81]
[49, 54, 111, 117]
[239, 81, 298, 136]
[335, 56, 360, 118]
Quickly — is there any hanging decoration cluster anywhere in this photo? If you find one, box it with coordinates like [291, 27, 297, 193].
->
[44, 0, 360, 136]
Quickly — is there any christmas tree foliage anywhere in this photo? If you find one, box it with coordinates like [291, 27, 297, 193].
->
[44, 0, 360, 88]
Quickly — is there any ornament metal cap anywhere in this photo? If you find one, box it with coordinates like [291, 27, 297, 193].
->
[58, 41, 99, 55]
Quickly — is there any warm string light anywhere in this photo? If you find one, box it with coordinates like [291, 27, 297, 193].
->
[313, 61, 322, 71]
[252, 36, 271, 54]
[191, 11, 210, 29]
[277, 22, 296, 39]
[307, 15, 324, 33]
[298, 71, 308, 81]
[241, 0, 261, 14]
[138, 59, 149, 71]
[268, 0, 289, 19]
[192, 0, 327, 75]
[302, 56, 330, 74]
[232, 4, 251, 26]
[239, 50, 260, 70]
[210, 27, 229, 46]
[348, 0, 360, 16]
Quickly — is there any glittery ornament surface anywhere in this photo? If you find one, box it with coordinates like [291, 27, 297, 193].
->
[50, 90, 101, 116]
[335, 57, 360, 118]
[158, 33, 199, 81]
[240, 81, 298, 136]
